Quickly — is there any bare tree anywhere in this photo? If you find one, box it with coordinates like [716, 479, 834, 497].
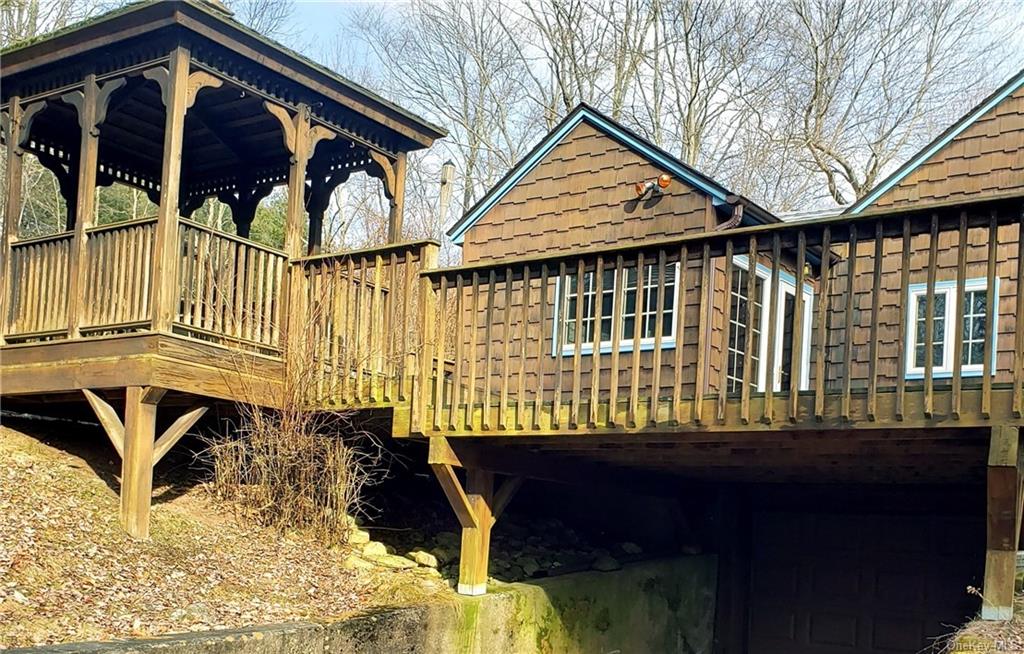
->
[224, 0, 295, 41]
[779, 0, 1018, 204]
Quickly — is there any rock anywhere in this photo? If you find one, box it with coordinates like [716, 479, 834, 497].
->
[183, 602, 216, 624]
[620, 542, 643, 555]
[431, 546, 457, 564]
[347, 529, 371, 545]
[592, 555, 621, 572]
[411, 566, 442, 578]
[361, 541, 387, 557]
[506, 565, 524, 582]
[407, 550, 439, 568]
[434, 531, 460, 549]
[342, 555, 376, 570]
[371, 553, 417, 570]
[516, 556, 540, 577]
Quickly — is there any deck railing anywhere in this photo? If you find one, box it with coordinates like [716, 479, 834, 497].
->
[415, 199, 1024, 434]
[82, 218, 156, 332]
[4, 232, 73, 338]
[174, 219, 287, 351]
[297, 240, 438, 407]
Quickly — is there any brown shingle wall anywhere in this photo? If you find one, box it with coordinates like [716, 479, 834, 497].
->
[823, 222, 1022, 389]
[871, 86, 1024, 209]
[460, 121, 713, 265]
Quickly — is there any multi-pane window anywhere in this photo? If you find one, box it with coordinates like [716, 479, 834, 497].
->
[725, 256, 813, 393]
[726, 267, 762, 393]
[563, 269, 615, 346]
[558, 262, 678, 354]
[905, 279, 997, 377]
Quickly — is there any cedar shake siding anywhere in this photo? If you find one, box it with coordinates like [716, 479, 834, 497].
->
[459, 121, 718, 265]
[869, 84, 1024, 210]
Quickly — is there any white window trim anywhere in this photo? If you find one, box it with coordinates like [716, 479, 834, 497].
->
[730, 255, 815, 393]
[904, 277, 999, 379]
[553, 261, 681, 357]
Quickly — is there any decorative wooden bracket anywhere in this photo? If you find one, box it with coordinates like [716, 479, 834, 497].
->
[82, 388, 207, 467]
[264, 101, 336, 159]
[62, 79, 125, 136]
[368, 150, 407, 243]
[217, 181, 276, 236]
[36, 151, 79, 230]
[145, 67, 221, 112]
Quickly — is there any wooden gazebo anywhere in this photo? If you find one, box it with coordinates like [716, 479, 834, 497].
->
[0, 0, 444, 538]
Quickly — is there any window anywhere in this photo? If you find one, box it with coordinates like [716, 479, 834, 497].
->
[725, 256, 814, 392]
[905, 278, 998, 378]
[556, 262, 679, 355]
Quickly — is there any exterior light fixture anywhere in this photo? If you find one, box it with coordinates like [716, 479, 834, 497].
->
[657, 174, 671, 189]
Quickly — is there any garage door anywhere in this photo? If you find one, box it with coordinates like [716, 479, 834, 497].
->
[748, 511, 983, 654]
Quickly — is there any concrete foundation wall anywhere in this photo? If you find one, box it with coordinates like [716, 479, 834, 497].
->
[18, 556, 716, 654]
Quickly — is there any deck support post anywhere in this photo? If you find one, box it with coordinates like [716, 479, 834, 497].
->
[982, 425, 1022, 620]
[1, 96, 25, 345]
[83, 387, 206, 539]
[427, 437, 522, 596]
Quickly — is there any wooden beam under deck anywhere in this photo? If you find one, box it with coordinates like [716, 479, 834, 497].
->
[0, 332, 282, 406]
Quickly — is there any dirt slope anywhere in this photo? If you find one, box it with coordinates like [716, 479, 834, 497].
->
[0, 419, 447, 649]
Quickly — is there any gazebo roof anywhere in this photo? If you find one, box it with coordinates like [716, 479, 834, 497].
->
[3, 0, 444, 149]
[1, 0, 446, 203]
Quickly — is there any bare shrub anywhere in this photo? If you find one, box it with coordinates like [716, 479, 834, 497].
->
[203, 264, 386, 547]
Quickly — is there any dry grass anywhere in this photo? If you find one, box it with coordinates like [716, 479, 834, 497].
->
[942, 594, 1024, 653]
[0, 421, 447, 650]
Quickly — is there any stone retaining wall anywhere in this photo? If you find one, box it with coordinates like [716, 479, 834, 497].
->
[16, 556, 716, 654]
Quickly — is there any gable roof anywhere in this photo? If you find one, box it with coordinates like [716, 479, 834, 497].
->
[446, 103, 778, 245]
[846, 68, 1024, 215]
[1, 0, 446, 149]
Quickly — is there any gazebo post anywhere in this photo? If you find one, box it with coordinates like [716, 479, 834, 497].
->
[0, 96, 24, 346]
[146, 46, 190, 334]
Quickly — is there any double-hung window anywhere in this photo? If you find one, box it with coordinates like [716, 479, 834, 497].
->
[905, 278, 998, 378]
[557, 262, 679, 355]
[725, 256, 814, 392]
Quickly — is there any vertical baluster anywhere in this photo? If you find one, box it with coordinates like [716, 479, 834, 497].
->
[952, 212, 969, 419]
[233, 242, 245, 338]
[589, 256, 604, 427]
[245, 246, 257, 341]
[28, 244, 41, 332]
[570, 259, 585, 429]
[499, 267, 514, 430]
[355, 257, 367, 402]
[517, 265, 530, 430]
[789, 231, 806, 422]
[717, 241, 734, 423]
[450, 274, 465, 431]
[764, 234, 781, 423]
[328, 260, 341, 401]
[982, 211, 998, 418]
[629, 253, 646, 427]
[270, 256, 283, 347]
[385, 252, 398, 401]
[534, 265, 549, 431]
[694, 243, 711, 424]
[1014, 208, 1024, 418]
[371, 255, 384, 402]
[866, 221, 884, 421]
[37, 244, 50, 332]
[895, 219, 911, 420]
[553, 262, 566, 429]
[742, 236, 758, 424]
[840, 225, 857, 421]
[433, 275, 447, 431]
[924, 214, 939, 418]
[340, 258, 355, 402]
[466, 271, 480, 430]
[650, 250, 667, 426]
[482, 270, 496, 430]
[253, 250, 265, 343]
[400, 252, 414, 402]
[193, 230, 206, 328]
[672, 246, 688, 425]
[609, 256, 624, 427]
